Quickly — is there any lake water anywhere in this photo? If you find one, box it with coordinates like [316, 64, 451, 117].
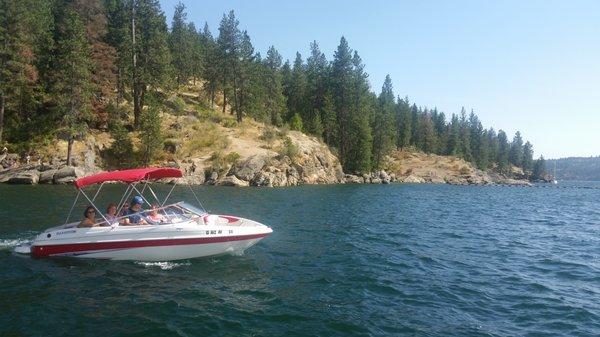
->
[1, 182, 599, 336]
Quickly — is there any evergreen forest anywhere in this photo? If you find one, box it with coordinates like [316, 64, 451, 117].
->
[0, 0, 544, 175]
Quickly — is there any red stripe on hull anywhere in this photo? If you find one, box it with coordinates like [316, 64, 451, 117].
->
[32, 233, 269, 258]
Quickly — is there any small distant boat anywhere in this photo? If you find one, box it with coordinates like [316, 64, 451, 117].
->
[15, 168, 272, 261]
[552, 161, 558, 184]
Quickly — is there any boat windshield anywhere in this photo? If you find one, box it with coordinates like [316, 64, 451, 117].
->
[177, 202, 207, 216]
[88, 202, 207, 227]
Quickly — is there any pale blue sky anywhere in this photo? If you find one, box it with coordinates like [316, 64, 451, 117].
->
[160, 0, 599, 159]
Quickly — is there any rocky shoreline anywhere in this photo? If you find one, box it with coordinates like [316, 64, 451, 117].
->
[0, 130, 532, 187]
[0, 150, 532, 188]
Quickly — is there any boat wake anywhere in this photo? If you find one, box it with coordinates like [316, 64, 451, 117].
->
[0, 238, 31, 250]
[135, 261, 191, 270]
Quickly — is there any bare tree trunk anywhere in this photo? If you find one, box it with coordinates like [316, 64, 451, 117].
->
[116, 67, 122, 106]
[0, 92, 4, 144]
[131, 1, 141, 128]
[210, 86, 215, 109]
[222, 92, 226, 114]
[66, 137, 74, 166]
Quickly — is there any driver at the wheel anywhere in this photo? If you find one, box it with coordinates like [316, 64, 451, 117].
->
[122, 196, 148, 225]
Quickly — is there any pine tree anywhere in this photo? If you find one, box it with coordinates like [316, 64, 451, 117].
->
[131, 0, 172, 127]
[331, 36, 354, 167]
[346, 50, 373, 172]
[531, 155, 546, 180]
[446, 114, 462, 157]
[410, 104, 420, 147]
[289, 113, 303, 131]
[321, 91, 337, 145]
[72, 0, 117, 126]
[200, 22, 219, 107]
[306, 41, 328, 136]
[169, 2, 193, 85]
[487, 128, 499, 167]
[468, 111, 487, 169]
[188, 22, 203, 84]
[0, 0, 47, 143]
[236, 30, 261, 122]
[105, 0, 130, 105]
[509, 131, 524, 167]
[522, 141, 534, 173]
[418, 113, 438, 154]
[217, 10, 241, 115]
[372, 75, 396, 168]
[139, 94, 163, 165]
[287, 52, 307, 122]
[263, 46, 286, 126]
[431, 108, 446, 154]
[50, 4, 93, 166]
[396, 97, 411, 148]
[497, 130, 510, 172]
[459, 107, 472, 162]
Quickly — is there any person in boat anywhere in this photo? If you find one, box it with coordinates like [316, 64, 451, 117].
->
[119, 202, 129, 216]
[147, 203, 167, 224]
[105, 203, 118, 224]
[122, 196, 148, 225]
[78, 206, 97, 228]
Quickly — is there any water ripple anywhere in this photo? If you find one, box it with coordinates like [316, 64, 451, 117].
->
[2, 183, 600, 336]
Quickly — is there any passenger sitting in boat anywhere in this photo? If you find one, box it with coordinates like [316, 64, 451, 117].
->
[147, 204, 167, 224]
[105, 203, 118, 224]
[122, 196, 148, 225]
[119, 202, 129, 216]
[78, 206, 97, 228]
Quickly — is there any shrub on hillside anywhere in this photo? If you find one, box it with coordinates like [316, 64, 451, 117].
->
[260, 126, 278, 143]
[221, 118, 237, 128]
[139, 103, 164, 165]
[106, 122, 135, 169]
[224, 152, 241, 164]
[279, 137, 300, 162]
[209, 151, 239, 175]
[289, 113, 303, 131]
[166, 96, 186, 115]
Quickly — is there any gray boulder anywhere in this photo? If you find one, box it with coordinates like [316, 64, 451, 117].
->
[344, 174, 363, 184]
[39, 169, 58, 184]
[229, 155, 268, 181]
[7, 171, 39, 185]
[204, 171, 219, 185]
[216, 175, 250, 187]
[53, 166, 84, 184]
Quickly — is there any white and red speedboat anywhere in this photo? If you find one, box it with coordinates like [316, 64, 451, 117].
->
[15, 168, 272, 261]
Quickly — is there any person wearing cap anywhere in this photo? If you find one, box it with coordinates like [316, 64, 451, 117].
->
[122, 196, 148, 225]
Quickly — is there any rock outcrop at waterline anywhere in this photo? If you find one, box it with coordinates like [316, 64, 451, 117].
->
[178, 131, 346, 187]
[0, 131, 531, 187]
[0, 165, 86, 185]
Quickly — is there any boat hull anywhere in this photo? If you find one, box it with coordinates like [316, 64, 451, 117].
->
[32, 234, 268, 261]
[29, 215, 272, 261]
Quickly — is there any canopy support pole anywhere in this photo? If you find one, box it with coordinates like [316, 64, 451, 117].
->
[131, 183, 153, 206]
[146, 182, 162, 206]
[116, 184, 133, 212]
[79, 189, 109, 225]
[91, 182, 105, 202]
[64, 190, 81, 225]
[120, 183, 138, 210]
[161, 183, 177, 207]
[187, 183, 206, 212]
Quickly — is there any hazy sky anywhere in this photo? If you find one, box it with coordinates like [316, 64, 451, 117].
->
[160, 0, 599, 159]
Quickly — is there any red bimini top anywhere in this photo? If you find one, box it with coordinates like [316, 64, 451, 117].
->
[74, 168, 183, 189]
